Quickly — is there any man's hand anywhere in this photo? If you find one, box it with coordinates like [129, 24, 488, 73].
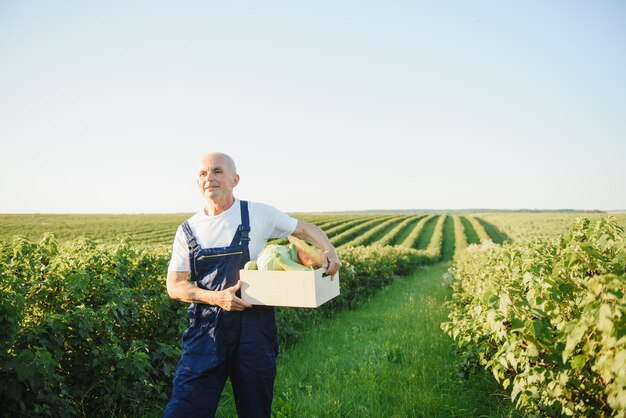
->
[322, 250, 342, 279]
[292, 220, 342, 279]
[215, 280, 252, 311]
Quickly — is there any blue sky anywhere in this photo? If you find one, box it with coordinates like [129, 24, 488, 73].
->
[1, 1, 625, 213]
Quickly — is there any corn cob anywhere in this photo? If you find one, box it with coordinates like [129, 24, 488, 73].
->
[287, 236, 324, 268]
[274, 249, 312, 271]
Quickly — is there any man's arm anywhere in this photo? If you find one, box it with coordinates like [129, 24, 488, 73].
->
[166, 271, 252, 311]
[291, 220, 342, 277]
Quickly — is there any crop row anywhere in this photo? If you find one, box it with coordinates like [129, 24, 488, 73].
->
[270, 213, 487, 269]
[396, 215, 435, 248]
[0, 232, 437, 417]
[418, 214, 447, 260]
[329, 216, 398, 247]
[452, 215, 468, 253]
[337, 215, 414, 248]
[441, 217, 626, 417]
[376, 215, 425, 246]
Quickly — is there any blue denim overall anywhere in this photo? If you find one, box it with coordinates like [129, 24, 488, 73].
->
[164, 201, 278, 418]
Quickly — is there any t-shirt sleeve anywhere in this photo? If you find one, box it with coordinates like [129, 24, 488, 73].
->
[268, 205, 298, 239]
[168, 225, 191, 272]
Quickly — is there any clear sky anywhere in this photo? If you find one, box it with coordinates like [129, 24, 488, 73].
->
[1, 1, 625, 214]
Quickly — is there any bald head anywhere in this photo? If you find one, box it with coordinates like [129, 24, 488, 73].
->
[200, 152, 237, 174]
[197, 152, 240, 207]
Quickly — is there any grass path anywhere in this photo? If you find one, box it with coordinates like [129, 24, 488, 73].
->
[415, 215, 438, 250]
[214, 262, 521, 417]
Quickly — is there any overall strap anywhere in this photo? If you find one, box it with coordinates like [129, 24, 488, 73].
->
[239, 200, 251, 243]
[180, 221, 200, 251]
[229, 200, 251, 247]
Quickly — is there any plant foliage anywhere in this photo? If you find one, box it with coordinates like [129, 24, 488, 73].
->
[0, 234, 433, 417]
[0, 234, 185, 417]
[442, 217, 626, 417]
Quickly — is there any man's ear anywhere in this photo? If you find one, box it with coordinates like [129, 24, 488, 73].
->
[232, 174, 240, 187]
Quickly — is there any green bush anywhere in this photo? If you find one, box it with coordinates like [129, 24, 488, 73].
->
[1, 237, 432, 417]
[442, 217, 626, 417]
[0, 234, 185, 417]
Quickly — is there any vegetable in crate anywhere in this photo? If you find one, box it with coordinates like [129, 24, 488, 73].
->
[256, 244, 311, 271]
[288, 243, 298, 262]
[288, 236, 324, 268]
[243, 260, 257, 270]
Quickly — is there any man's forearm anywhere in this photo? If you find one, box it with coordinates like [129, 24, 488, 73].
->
[167, 272, 217, 305]
[171, 285, 218, 305]
[166, 271, 251, 311]
[292, 221, 336, 253]
[292, 220, 342, 276]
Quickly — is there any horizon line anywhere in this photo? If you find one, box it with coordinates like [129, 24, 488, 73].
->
[1, 208, 624, 216]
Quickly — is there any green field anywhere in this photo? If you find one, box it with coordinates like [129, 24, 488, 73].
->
[0, 213, 191, 245]
[3, 211, 624, 246]
[2, 210, 625, 417]
[477, 212, 626, 242]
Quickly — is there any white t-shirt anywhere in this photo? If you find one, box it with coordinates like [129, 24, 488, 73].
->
[168, 198, 298, 272]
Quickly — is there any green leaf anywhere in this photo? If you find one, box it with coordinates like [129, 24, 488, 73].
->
[597, 304, 613, 333]
[613, 350, 626, 375]
[14, 361, 35, 383]
[563, 322, 588, 363]
[510, 315, 525, 331]
[570, 354, 587, 370]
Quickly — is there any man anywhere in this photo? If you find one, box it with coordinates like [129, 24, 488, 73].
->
[163, 152, 341, 417]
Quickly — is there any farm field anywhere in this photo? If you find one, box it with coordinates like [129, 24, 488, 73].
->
[477, 212, 626, 242]
[0, 213, 192, 245]
[0, 213, 366, 245]
[1, 210, 624, 417]
[3, 211, 624, 246]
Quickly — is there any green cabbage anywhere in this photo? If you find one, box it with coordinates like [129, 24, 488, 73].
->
[256, 244, 289, 271]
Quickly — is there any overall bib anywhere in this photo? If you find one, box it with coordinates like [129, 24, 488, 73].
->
[164, 201, 278, 418]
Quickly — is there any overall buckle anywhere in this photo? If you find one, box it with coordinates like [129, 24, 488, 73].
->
[188, 237, 199, 250]
[239, 225, 250, 242]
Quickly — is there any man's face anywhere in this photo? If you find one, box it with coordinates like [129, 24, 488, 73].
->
[197, 154, 239, 202]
